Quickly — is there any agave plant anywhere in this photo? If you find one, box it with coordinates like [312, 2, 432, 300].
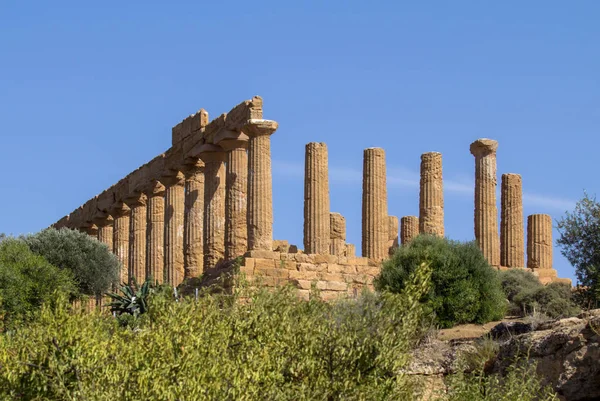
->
[106, 278, 150, 317]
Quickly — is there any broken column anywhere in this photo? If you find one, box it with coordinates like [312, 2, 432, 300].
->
[184, 160, 204, 277]
[501, 173, 525, 267]
[329, 212, 346, 257]
[126, 193, 147, 283]
[146, 180, 165, 284]
[362, 147, 388, 262]
[225, 147, 248, 260]
[419, 152, 444, 236]
[470, 139, 500, 266]
[388, 215, 399, 254]
[527, 214, 553, 270]
[304, 142, 330, 254]
[401, 216, 419, 245]
[244, 119, 279, 251]
[111, 202, 130, 283]
[163, 172, 185, 286]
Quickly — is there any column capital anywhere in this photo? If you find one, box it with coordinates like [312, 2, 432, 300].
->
[470, 139, 498, 157]
[183, 158, 205, 175]
[109, 201, 131, 217]
[197, 144, 227, 163]
[125, 192, 148, 207]
[93, 214, 114, 228]
[242, 119, 278, 137]
[162, 171, 186, 187]
[214, 129, 249, 151]
[145, 179, 166, 197]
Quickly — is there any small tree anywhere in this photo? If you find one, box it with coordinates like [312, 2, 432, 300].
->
[25, 228, 120, 297]
[556, 192, 600, 306]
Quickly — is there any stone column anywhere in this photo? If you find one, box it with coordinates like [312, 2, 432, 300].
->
[501, 174, 525, 267]
[225, 147, 248, 260]
[362, 147, 388, 262]
[111, 202, 130, 284]
[470, 139, 500, 266]
[419, 152, 444, 236]
[163, 172, 185, 286]
[96, 217, 114, 251]
[388, 215, 399, 254]
[329, 212, 346, 257]
[127, 193, 147, 284]
[304, 142, 330, 254]
[146, 180, 165, 284]
[200, 150, 227, 269]
[401, 216, 419, 245]
[527, 214, 553, 270]
[244, 120, 278, 251]
[82, 224, 98, 237]
[184, 161, 205, 277]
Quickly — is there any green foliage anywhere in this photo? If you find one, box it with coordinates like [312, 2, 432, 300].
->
[375, 235, 506, 328]
[499, 269, 580, 319]
[556, 192, 600, 306]
[0, 238, 75, 327]
[106, 279, 151, 318]
[24, 228, 119, 297]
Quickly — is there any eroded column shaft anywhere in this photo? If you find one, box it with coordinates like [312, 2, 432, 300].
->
[304, 142, 330, 254]
[362, 148, 388, 261]
[247, 134, 273, 251]
[419, 152, 444, 236]
[527, 214, 553, 270]
[128, 195, 147, 283]
[501, 173, 524, 267]
[401, 216, 419, 245]
[97, 218, 114, 252]
[329, 212, 346, 257]
[112, 203, 130, 284]
[225, 148, 248, 260]
[184, 162, 204, 277]
[146, 181, 165, 284]
[164, 173, 185, 286]
[203, 153, 227, 269]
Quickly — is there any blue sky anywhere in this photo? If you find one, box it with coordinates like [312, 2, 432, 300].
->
[1, 1, 599, 282]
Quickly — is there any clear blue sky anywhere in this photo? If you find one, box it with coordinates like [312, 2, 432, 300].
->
[1, 1, 598, 283]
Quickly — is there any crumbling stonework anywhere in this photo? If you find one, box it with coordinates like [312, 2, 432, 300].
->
[362, 148, 388, 262]
[184, 161, 204, 278]
[401, 216, 419, 245]
[329, 212, 346, 257]
[419, 152, 444, 236]
[501, 173, 524, 268]
[470, 139, 500, 267]
[304, 142, 330, 254]
[225, 147, 248, 260]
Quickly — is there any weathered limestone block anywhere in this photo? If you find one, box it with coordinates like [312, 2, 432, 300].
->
[527, 214, 553, 270]
[345, 244, 356, 257]
[184, 160, 204, 278]
[126, 193, 147, 283]
[163, 172, 185, 286]
[225, 147, 248, 260]
[362, 148, 388, 262]
[200, 147, 227, 269]
[273, 240, 290, 253]
[244, 119, 278, 251]
[501, 173, 525, 267]
[419, 152, 444, 236]
[146, 180, 165, 284]
[401, 216, 419, 245]
[329, 212, 346, 257]
[96, 216, 114, 252]
[110, 202, 130, 284]
[470, 139, 500, 266]
[304, 142, 331, 255]
[388, 215, 399, 254]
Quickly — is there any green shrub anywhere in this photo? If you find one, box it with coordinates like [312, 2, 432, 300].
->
[0, 263, 432, 400]
[375, 235, 506, 328]
[25, 228, 119, 297]
[0, 238, 75, 327]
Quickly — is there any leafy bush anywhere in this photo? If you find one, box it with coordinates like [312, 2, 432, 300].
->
[25, 228, 119, 297]
[499, 269, 580, 319]
[375, 235, 506, 328]
[0, 263, 432, 400]
[0, 238, 75, 327]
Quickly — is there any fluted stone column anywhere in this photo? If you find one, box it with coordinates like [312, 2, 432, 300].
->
[304, 142, 330, 254]
[184, 161, 205, 277]
[163, 172, 185, 286]
[146, 181, 165, 284]
[401, 216, 419, 245]
[244, 120, 278, 251]
[501, 174, 524, 267]
[470, 139, 500, 266]
[111, 202, 130, 283]
[388, 215, 399, 254]
[329, 212, 346, 257]
[225, 147, 248, 260]
[527, 214, 553, 270]
[419, 152, 444, 236]
[97, 217, 114, 251]
[362, 148, 388, 262]
[201, 150, 227, 269]
[127, 193, 147, 283]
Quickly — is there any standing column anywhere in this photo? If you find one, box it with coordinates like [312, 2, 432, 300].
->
[96, 217, 114, 251]
[111, 202, 130, 284]
[304, 142, 330, 254]
[470, 139, 500, 266]
[225, 147, 248, 260]
[501, 174, 525, 267]
[163, 172, 185, 286]
[184, 161, 205, 277]
[419, 152, 444, 236]
[200, 150, 227, 269]
[329, 212, 346, 257]
[82, 224, 98, 237]
[401, 216, 419, 245]
[127, 194, 147, 284]
[244, 120, 279, 251]
[527, 214, 553, 270]
[146, 180, 165, 284]
[362, 147, 388, 262]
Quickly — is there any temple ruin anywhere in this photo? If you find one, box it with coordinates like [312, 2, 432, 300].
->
[52, 96, 568, 305]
